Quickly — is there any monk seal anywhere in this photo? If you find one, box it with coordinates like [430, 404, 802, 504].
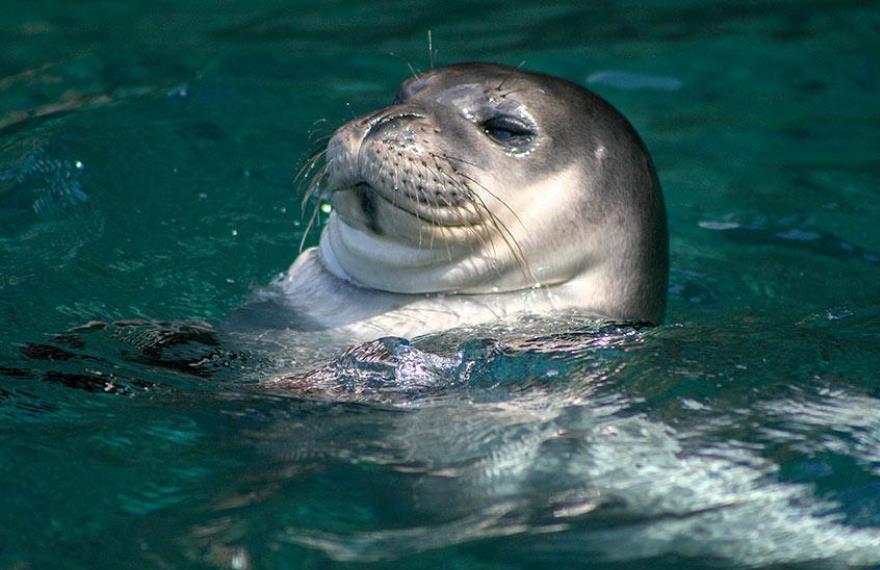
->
[248, 63, 667, 341]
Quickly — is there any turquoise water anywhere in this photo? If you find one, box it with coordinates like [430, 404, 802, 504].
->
[2, 1, 880, 568]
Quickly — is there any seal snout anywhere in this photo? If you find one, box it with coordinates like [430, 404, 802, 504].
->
[365, 112, 425, 139]
[327, 110, 427, 193]
[325, 121, 368, 192]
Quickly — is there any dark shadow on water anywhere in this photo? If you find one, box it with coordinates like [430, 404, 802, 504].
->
[708, 222, 880, 265]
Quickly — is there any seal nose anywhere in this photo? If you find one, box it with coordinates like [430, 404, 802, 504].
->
[366, 112, 422, 138]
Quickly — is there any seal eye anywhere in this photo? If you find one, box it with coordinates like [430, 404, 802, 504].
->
[481, 116, 535, 147]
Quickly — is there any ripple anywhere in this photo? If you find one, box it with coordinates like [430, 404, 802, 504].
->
[586, 71, 683, 92]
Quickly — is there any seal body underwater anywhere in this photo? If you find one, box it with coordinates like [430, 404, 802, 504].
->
[238, 62, 668, 341]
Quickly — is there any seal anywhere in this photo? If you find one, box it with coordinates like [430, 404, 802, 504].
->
[254, 63, 667, 340]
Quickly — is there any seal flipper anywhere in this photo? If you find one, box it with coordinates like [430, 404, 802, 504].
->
[17, 320, 241, 397]
[113, 320, 228, 378]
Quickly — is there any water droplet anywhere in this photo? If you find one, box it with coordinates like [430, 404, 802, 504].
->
[168, 83, 189, 98]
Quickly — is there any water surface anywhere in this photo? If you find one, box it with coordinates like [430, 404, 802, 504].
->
[1, 1, 880, 568]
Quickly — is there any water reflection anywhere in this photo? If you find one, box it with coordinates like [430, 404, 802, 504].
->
[156, 315, 880, 568]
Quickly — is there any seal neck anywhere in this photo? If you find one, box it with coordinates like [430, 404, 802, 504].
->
[318, 228, 354, 284]
[318, 213, 486, 294]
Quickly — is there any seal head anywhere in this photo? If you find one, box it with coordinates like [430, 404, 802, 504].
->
[311, 62, 667, 325]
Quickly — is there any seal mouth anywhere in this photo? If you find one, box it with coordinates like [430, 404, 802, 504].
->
[336, 181, 478, 228]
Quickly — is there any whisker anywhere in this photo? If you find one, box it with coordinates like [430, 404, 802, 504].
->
[298, 193, 323, 253]
[434, 152, 481, 169]
[495, 60, 526, 92]
[451, 166, 528, 232]
[294, 148, 327, 186]
[300, 167, 326, 211]
[431, 151, 516, 274]
[426, 176, 439, 250]
[300, 157, 331, 204]
[387, 51, 420, 79]
[306, 118, 330, 142]
[433, 161, 533, 284]
[468, 188, 529, 277]
[444, 186, 489, 263]
[299, 161, 329, 214]
[307, 132, 333, 144]
[428, 151, 528, 237]
[412, 159, 446, 255]
[409, 172, 425, 249]
[430, 160, 499, 269]
[298, 166, 334, 254]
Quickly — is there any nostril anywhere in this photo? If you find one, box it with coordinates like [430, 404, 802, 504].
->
[367, 112, 423, 137]
[358, 110, 384, 127]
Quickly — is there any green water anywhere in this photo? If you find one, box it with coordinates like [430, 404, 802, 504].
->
[1, 1, 880, 568]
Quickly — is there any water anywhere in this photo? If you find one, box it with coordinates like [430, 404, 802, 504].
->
[1, 1, 879, 568]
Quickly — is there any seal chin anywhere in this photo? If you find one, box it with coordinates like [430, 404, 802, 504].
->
[319, 212, 491, 294]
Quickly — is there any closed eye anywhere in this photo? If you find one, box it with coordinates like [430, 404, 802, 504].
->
[481, 116, 536, 148]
